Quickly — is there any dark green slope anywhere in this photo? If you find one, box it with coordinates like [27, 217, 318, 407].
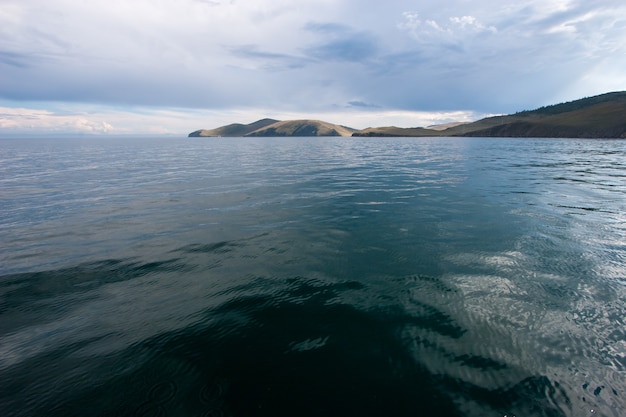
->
[353, 91, 626, 138]
[458, 92, 626, 138]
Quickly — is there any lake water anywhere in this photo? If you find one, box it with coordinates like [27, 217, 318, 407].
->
[1, 136, 625, 417]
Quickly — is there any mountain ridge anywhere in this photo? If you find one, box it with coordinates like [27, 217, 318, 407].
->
[189, 118, 279, 137]
[247, 119, 356, 137]
[189, 91, 626, 138]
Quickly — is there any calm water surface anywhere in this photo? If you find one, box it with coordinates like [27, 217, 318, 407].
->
[1, 136, 625, 417]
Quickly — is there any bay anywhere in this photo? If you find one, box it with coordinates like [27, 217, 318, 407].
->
[1, 136, 625, 416]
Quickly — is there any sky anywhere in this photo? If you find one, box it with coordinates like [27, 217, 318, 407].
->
[1, 0, 625, 135]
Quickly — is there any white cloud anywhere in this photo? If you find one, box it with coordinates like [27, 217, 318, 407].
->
[449, 16, 497, 33]
[0, 0, 625, 134]
[545, 11, 596, 34]
[0, 107, 114, 134]
[398, 11, 422, 32]
[398, 12, 497, 44]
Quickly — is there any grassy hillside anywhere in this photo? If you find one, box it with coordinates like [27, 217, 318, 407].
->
[457, 92, 626, 138]
[189, 119, 355, 137]
[353, 92, 626, 138]
[247, 120, 356, 137]
[189, 118, 279, 137]
[353, 122, 470, 137]
[189, 91, 626, 139]
[352, 126, 442, 137]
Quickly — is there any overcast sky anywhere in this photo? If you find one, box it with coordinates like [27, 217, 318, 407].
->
[1, 0, 625, 135]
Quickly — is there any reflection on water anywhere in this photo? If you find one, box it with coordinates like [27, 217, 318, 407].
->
[1, 136, 625, 417]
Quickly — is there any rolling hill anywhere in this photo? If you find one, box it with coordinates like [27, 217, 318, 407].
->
[455, 91, 626, 138]
[189, 118, 279, 137]
[246, 120, 356, 137]
[189, 91, 626, 138]
[189, 119, 355, 137]
[353, 91, 626, 138]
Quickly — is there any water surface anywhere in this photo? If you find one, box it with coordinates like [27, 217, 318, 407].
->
[1, 136, 625, 416]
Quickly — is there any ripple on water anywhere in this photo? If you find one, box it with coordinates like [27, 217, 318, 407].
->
[1, 137, 626, 417]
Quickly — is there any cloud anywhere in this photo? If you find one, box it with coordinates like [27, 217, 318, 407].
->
[301, 21, 380, 63]
[306, 34, 379, 62]
[0, 0, 625, 133]
[0, 107, 114, 134]
[0, 51, 29, 68]
[229, 44, 310, 70]
[398, 12, 497, 45]
[449, 16, 497, 33]
[347, 101, 380, 109]
[304, 21, 351, 33]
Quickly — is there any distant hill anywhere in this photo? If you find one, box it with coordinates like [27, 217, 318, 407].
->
[190, 91, 626, 139]
[353, 122, 469, 137]
[189, 119, 355, 137]
[427, 122, 470, 131]
[353, 126, 442, 137]
[189, 118, 279, 137]
[353, 91, 626, 138]
[247, 120, 355, 137]
[456, 91, 626, 138]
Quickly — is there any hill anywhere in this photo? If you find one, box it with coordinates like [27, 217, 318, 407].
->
[246, 120, 355, 137]
[189, 118, 279, 137]
[427, 122, 470, 131]
[353, 126, 442, 137]
[189, 91, 626, 139]
[352, 91, 626, 138]
[189, 119, 355, 137]
[455, 91, 626, 138]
